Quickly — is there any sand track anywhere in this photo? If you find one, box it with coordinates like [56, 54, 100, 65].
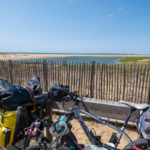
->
[0, 54, 149, 60]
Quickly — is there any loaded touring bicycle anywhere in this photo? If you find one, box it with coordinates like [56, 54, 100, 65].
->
[0, 77, 58, 149]
[26, 88, 150, 150]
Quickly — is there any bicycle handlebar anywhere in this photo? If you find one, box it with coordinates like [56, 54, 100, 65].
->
[63, 90, 83, 103]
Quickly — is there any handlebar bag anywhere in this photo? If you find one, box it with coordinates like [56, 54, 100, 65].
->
[0, 79, 35, 110]
[48, 84, 69, 101]
[137, 107, 150, 139]
[0, 106, 26, 147]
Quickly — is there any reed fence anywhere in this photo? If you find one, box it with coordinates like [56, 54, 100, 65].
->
[0, 60, 149, 103]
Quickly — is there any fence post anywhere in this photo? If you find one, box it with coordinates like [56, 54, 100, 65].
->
[43, 60, 52, 141]
[43, 60, 48, 91]
[46, 99, 53, 142]
[148, 81, 150, 104]
[123, 64, 126, 100]
[8, 60, 13, 83]
[90, 61, 95, 98]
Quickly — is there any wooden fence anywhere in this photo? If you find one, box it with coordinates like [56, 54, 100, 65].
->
[0, 60, 150, 103]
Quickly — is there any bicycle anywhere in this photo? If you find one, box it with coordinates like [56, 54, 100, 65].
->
[120, 101, 150, 149]
[26, 90, 150, 150]
[1, 92, 52, 150]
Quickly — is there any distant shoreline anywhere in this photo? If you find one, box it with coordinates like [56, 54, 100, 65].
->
[1, 52, 150, 55]
[0, 53, 149, 61]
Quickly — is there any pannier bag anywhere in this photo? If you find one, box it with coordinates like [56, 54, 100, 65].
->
[0, 106, 26, 147]
[0, 79, 35, 110]
[26, 76, 42, 95]
[137, 107, 150, 139]
[48, 84, 69, 101]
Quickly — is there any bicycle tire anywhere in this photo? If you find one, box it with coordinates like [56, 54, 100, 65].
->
[0, 138, 39, 150]
[56, 145, 70, 150]
[26, 143, 69, 150]
[123, 138, 150, 150]
[24, 136, 42, 149]
[25, 143, 49, 150]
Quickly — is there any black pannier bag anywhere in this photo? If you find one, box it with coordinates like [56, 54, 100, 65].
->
[26, 76, 42, 95]
[0, 79, 35, 110]
[27, 76, 48, 108]
[0, 77, 49, 147]
[48, 84, 69, 101]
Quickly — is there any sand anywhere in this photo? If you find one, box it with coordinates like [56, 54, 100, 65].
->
[53, 113, 138, 149]
[0, 53, 149, 60]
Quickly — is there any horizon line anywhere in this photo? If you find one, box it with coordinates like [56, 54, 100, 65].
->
[1, 52, 150, 55]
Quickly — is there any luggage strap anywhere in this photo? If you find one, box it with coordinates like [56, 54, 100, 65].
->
[0, 110, 5, 123]
[24, 86, 36, 113]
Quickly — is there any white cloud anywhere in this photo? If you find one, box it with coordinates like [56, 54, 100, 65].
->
[108, 13, 114, 18]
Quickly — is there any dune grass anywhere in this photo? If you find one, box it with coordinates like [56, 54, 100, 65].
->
[120, 56, 150, 64]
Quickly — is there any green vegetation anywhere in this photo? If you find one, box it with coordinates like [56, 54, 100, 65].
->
[120, 56, 150, 64]
[0, 53, 7, 55]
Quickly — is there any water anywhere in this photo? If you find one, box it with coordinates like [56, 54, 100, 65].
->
[15, 56, 124, 64]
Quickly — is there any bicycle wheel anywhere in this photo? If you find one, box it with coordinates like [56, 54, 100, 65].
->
[0, 137, 40, 150]
[26, 143, 49, 150]
[24, 136, 43, 149]
[26, 143, 69, 150]
[123, 138, 150, 150]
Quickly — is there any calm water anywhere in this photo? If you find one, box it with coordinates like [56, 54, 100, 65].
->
[16, 56, 124, 64]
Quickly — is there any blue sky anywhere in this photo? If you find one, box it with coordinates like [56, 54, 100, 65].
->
[0, 0, 150, 54]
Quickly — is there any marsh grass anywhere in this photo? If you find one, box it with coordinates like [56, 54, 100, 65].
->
[120, 57, 150, 64]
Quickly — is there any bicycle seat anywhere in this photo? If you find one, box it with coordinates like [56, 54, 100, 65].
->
[119, 100, 149, 111]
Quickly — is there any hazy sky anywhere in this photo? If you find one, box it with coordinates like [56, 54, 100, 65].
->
[0, 0, 150, 54]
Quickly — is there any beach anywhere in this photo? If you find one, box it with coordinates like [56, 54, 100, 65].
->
[0, 53, 149, 60]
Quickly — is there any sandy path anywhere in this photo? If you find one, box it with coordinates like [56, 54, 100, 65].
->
[53, 113, 138, 149]
[0, 54, 149, 60]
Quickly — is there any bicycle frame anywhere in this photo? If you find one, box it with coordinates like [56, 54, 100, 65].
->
[67, 104, 135, 148]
